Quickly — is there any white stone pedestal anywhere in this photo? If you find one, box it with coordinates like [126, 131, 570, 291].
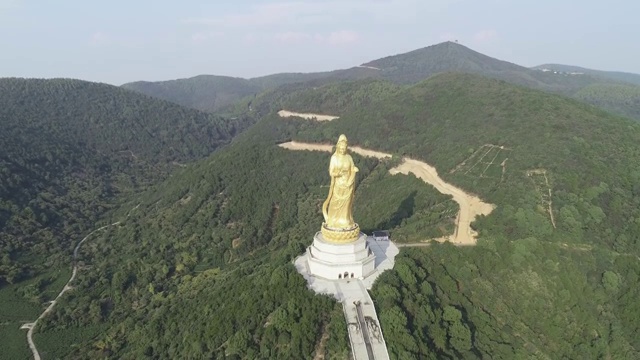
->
[306, 232, 375, 280]
[295, 236, 398, 360]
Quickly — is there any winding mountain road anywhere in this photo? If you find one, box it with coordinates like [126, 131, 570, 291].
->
[277, 110, 339, 121]
[390, 159, 494, 245]
[278, 140, 494, 245]
[21, 205, 139, 360]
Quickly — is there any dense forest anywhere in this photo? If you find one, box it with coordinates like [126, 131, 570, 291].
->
[574, 83, 640, 120]
[225, 79, 405, 123]
[278, 74, 640, 358]
[0, 77, 252, 284]
[0, 78, 255, 358]
[290, 73, 640, 256]
[28, 116, 451, 358]
[122, 69, 381, 115]
[4, 67, 640, 359]
[122, 75, 263, 113]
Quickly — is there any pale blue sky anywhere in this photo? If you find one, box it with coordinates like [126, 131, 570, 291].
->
[1, 0, 638, 85]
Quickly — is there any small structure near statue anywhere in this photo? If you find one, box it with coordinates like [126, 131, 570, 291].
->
[372, 230, 390, 241]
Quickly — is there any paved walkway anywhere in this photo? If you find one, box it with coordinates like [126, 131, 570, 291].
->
[295, 237, 398, 360]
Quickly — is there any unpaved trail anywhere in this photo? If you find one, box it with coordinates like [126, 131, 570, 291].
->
[395, 242, 432, 248]
[22, 222, 119, 360]
[390, 159, 494, 245]
[526, 169, 556, 229]
[22, 204, 140, 360]
[279, 141, 391, 159]
[278, 141, 494, 245]
[312, 323, 331, 360]
[357, 65, 381, 70]
[277, 110, 339, 121]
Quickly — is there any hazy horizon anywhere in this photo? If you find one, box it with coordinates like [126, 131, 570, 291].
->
[1, 0, 639, 85]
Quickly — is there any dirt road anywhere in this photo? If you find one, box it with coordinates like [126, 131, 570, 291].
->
[21, 204, 139, 360]
[21, 222, 119, 360]
[277, 110, 339, 121]
[278, 141, 391, 159]
[390, 159, 494, 245]
[278, 141, 494, 245]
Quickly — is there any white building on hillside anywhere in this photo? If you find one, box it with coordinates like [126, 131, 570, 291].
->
[372, 230, 390, 241]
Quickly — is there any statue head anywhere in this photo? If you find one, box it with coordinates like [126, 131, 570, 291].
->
[336, 134, 348, 154]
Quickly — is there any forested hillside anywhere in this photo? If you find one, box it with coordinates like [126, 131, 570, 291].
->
[364, 41, 527, 85]
[280, 74, 640, 358]
[122, 42, 639, 122]
[122, 75, 263, 113]
[9, 72, 640, 359]
[29, 114, 454, 359]
[245, 79, 404, 118]
[121, 68, 381, 114]
[533, 63, 640, 86]
[0, 78, 254, 358]
[574, 83, 640, 120]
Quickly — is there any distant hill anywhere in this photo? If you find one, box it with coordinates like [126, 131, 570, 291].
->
[533, 63, 640, 86]
[0, 78, 252, 289]
[574, 83, 640, 120]
[33, 73, 640, 359]
[122, 68, 380, 113]
[122, 75, 263, 113]
[241, 78, 403, 120]
[122, 42, 640, 122]
[362, 42, 624, 96]
[363, 41, 529, 85]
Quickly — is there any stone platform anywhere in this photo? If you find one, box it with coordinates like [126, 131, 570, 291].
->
[307, 232, 375, 280]
[295, 237, 398, 360]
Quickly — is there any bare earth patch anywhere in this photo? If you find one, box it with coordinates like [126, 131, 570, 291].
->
[312, 323, 331, 360]
[391, 159, 495, 245]
[357, 65, 381, 70]
[278, 141, 495, 246]
[277, 110, 340, 121]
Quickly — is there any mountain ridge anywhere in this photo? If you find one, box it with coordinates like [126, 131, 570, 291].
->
[121, 41, 640, 121]
[532, 63, 640, 85]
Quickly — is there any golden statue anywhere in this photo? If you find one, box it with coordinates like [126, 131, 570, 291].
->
[321, 134, 360, 243]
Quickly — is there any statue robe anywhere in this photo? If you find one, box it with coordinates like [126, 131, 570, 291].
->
[324, 152, 357, 229]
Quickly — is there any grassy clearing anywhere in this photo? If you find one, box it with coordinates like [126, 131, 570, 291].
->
[0, 322, 31, 360]
[35, 324, 108, 359]
[0, 266, 72, 359]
